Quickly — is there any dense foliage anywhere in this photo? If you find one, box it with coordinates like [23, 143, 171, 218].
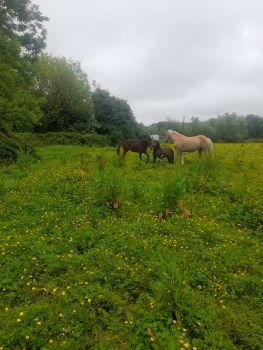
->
[0, 144, 262, 349]
[0, 0, 48, 57]
[0, 0, 48, 132]
[0, 131, 39, 164]
[35, 55, 97, 133]
[92, 87, 141, 142]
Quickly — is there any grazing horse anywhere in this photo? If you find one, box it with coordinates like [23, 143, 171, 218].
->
[166, 130, 213, 164]
[150, 140, 174, 164]
[117, 138, 152, 163]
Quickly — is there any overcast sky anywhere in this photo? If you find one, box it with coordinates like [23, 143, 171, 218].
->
[34, 0, 263, 125]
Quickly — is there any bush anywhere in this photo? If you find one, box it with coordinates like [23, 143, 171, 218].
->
[0, 132, 39, 165]
[0, 132, 19, 163]
[13, 133, 43, 147]
[35, 132, 111, 147]
[12, 134, 40, 159]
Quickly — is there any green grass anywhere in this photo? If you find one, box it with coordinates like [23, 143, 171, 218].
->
[0, 143, 263, 349]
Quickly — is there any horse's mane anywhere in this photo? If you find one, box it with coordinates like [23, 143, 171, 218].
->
[168, 129, 180, 135]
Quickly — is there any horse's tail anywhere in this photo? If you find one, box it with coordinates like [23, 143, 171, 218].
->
[207, 138, 213, 153]
[116, 143, 122, 157]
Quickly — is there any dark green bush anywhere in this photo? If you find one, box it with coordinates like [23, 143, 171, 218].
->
[14, 133, 43, 147]
[35, 132, 111, 146]
[0, 132, 39, 165]
[0, 132, 19, 163]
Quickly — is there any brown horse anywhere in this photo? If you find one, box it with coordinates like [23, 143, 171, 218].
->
[166, 130, 213, 164]
[150, 140, 174, 164]
[117, 138, 152, 163]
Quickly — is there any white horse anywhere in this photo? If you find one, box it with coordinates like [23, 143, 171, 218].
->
[166, 130, 213, 164]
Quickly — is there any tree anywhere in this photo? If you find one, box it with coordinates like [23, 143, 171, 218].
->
[190, 117, 201, 135]
[246, 115, 263, 139]
[0, 0, 48, 131]
[92, 88, 139, 143]
[0, 0, 48, 58]
[35, 55, 97, 132]
[214, 113, 247, 142]
[0, 33, 42, 131]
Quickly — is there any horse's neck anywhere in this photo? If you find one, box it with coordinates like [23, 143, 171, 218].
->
[171, 134, 179, 142]
[173, 131, 182, 136]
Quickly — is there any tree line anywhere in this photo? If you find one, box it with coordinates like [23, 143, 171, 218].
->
[1, 0, 263, 146]
[147, 114, 263, 142]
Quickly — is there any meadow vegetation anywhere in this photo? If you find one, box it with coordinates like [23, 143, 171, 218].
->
[0, 143, 262, 349]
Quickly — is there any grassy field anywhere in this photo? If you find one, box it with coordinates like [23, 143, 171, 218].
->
[0, 143, 263, 350]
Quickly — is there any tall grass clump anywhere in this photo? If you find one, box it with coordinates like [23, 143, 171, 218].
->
[187, 157, 222, 195]
[154, 174, 187, 217]
[91, 166, 123, 210]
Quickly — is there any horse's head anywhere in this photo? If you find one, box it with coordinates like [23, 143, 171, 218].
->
[149, 139, 159, 150]
[146, 137, 153, 150]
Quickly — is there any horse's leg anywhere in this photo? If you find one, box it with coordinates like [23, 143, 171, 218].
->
[122, 150, 127, 160]
[139, 153, 142, 161]
[145, 151, 149, 163]
[177, 150, 183, 164]
[198, 149, 203, 157]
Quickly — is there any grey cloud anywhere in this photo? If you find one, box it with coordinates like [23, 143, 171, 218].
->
[34, 0, 263, 124]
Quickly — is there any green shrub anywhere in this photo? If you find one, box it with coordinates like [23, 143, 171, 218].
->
[158, 175, 186, 215]
[13, 133, 43, 147]
[12, 134, 40, 159]
[36, 132, 111, 147]
[0, 132, 39, 165]
[0, 132, 19, 163]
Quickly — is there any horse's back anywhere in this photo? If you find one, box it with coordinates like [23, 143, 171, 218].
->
[122, 138, 149, 153]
